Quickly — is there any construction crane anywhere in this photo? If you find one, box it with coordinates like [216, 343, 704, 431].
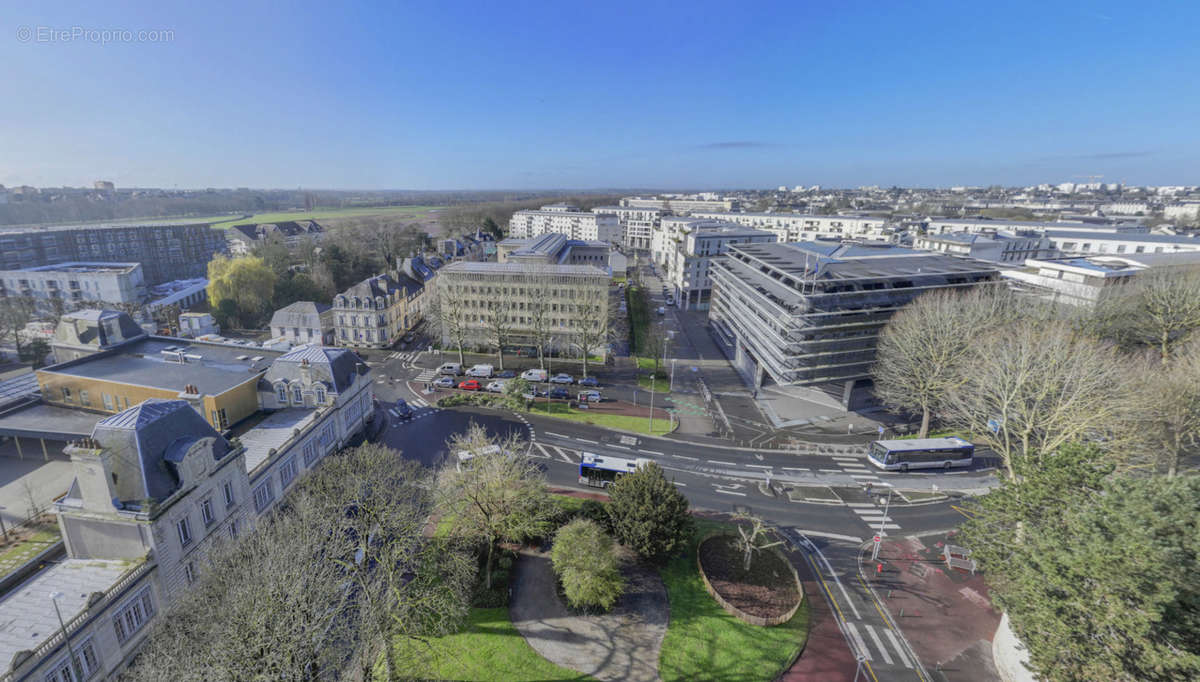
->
[1074, 174, 1104, 181]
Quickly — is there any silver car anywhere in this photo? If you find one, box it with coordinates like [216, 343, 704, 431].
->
[549, 373, 574, 384]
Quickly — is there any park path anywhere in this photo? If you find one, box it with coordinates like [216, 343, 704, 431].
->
[510, 547, 668, 682]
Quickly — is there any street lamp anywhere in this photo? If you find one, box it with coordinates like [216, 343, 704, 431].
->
[50, 591, 81, 679]
[871, 482, 894, 562]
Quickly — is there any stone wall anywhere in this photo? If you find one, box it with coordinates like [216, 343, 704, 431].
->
[696, 533, 803, 627]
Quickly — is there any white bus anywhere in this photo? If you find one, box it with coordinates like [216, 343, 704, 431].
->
[867, 437, 974, 472]
[578, 452, 651, 488]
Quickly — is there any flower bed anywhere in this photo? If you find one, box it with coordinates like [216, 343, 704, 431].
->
[696, 533, 802, 627]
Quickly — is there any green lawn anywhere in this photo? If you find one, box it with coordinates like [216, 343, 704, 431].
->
[658, 519, 811, 682]
[208, 205, 444, 229]
[626, 285, 651, 354]
[387, 607, 594, 681]
[529, 401, 672, 436]
[0, 525, 61, 577]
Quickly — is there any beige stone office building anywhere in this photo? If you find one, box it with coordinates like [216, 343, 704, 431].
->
[434, 261, 610, 358]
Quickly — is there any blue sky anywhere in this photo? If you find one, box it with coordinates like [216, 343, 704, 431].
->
[2, 0, 1197, 189]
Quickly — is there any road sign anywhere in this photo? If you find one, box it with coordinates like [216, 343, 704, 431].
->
[877, 425, 885, 436]
[873, 535, 881, 543]
[987, 417, 1003, 434]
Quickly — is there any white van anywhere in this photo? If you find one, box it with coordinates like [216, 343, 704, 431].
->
[466, 364, 494, 378]
[438, 362, 463, 376]
[521, 368, 548, 382]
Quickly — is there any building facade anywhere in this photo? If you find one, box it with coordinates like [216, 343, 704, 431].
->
[435, 261, 610, 357]
[269, 301, 334, 347]
[912, 231, 1058, 263]
[1002, 253, 1200, 307]
[664, 225, 777, 311]
[0, 262, 146, 314]
[333, 272, 424, 349]
[591, 206, 662, 250]
[620, 195, 739, 213]
[1043, 230, 1200, 256]
[708, 242, 999, 408]
[497, 233, 615, 270]
[0, 222, 227, 285]
[688, 211, 891, 243]
[226, 220, 323, 256]
[508, 206, 620, 243]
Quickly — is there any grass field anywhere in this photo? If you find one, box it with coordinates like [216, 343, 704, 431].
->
[207, 205, 444, 229]
[529, 401, 672, 436]
[388, 607, 594, 681]
[658, 518, 811, 682]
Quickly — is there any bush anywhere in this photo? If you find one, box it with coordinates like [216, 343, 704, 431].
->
[550, 518, 624, 611]
[608, 462, 693, 564]
[579, 499, 613, 534]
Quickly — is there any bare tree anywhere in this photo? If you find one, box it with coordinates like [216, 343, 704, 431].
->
[733, 515, 784, 572]
[524, 274, 554, 370]
[573, 287, 610, 379]
[1126, 342, 1200, 478]
[484, 303, 512, 371]
[436, 423, 554, 589]
[430, 283, 469, 365]
[943, 319, 1129, 481]
[873, 286, 1017, 437]
[0, 297, 36, 359]
[1089, 267, 1200, 363]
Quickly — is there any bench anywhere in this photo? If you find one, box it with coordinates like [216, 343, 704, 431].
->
[943, 544, 977, 574]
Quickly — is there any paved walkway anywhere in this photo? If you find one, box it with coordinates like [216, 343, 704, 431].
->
[510, 547, 668, 682]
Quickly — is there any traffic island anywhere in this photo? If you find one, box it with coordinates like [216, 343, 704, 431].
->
[696, 534, 803, 626]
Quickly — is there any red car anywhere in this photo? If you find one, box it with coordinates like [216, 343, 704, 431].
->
[458, 379, 481, 391]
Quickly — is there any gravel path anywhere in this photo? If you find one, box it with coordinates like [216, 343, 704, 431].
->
[510, 547, 668, 682]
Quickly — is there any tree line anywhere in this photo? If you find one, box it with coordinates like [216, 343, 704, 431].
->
[871, 267, 1200, 680]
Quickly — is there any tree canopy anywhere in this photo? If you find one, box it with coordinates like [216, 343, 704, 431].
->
[607, 462, 692, 564]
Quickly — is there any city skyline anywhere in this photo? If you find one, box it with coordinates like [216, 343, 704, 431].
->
[2, 1, 1198, 189]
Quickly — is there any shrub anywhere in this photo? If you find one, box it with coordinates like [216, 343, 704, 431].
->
[608, 462, 692, 564]
[579, 499, 613, 534]
[550, 518, 624, 611]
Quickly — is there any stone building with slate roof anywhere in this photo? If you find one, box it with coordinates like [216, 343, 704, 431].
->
[332, 271, 425, 349]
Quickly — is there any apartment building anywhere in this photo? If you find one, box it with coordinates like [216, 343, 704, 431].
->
[497, 233, 615, 270]
[0, 343, 372, 682]
[664, 225, 777, 310]
[1164, 202, 1200, 222]
[226, 220, 323, 256]
[508, 205, 620, 243]
[620, 195, 739, 213]
[1002, 252, 1200, 307]
[650, 217, 731, 265]
[0, 262, 147, 314]
[1044, 230, 1200, 256]
[1100, 202, 1150, 215]
[913, 231, 1058, 263]
[0, 222, 227, 285]
[923, 217, 1147, 236]
[269, 301, 334, 346]
[689, 211, 890, 242]
[591, 206, 663, 249]
[333, 272, 424, 349]
[435, 261, 610, 356]
[709, 242, 998, 408]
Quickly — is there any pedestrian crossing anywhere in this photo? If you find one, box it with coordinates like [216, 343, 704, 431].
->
[386, 351, 421, 365]
[414, 368, 438, 382]
[843, 621, 913, 668]
[846, 502, 902, 533]
[832, 455, 884, 483]
[530, 442, 581, 464]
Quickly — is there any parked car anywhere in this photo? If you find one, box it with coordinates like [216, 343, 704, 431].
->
[578, 376, 599, 387]
[486, 380, 508, 393]
[578, 390, 602, 403]
[433, 376, 455, 388]
[393, 399, 414, 420]
[549, 373, 574, 384]
[466, 364, 494, 378]
[521, 368, 549, 382]
[438, 362, 463, 375]
[548, 386, 569, 399]
[656, 306, 666, 316]
[496, 369, 517, 379]
[458, 379, 482, 391]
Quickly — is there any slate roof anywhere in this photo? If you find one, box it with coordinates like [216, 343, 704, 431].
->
[338, 272, 423, 301]
[269, 301, 331, 329]
[262, 345, 366, 393]
[94, 399, 231, 502]
[228, 220, 323, 242]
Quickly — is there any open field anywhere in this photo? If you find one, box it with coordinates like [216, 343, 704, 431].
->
[207, 205, 444, 229]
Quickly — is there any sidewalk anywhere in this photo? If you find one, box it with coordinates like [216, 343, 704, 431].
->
[866, 531, 1002, 682]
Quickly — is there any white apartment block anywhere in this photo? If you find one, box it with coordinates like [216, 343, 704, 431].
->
[1044, 230, 1200, 256]
[592, 206, 662, 250]
[1100, 202, 1149, 215]
[924, 218, 1148, 235]
[0, 262, 147, 314]
[913, 231, 1058, 264]
[1003, 252, 1200, 307]
[435, 261, 610, 356]
[619, 195, 739, 213]
[664, 225, 777, 310]
[508, 205, 620, 243]
[1164, 202, 1200, 221]
[650, 217, 732, 265]
[689, 212, 890, 243]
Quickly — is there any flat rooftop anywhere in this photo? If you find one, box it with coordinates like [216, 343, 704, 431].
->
[3, 262, 140, 274]
[0, 221, 215, 234]
[236, 408, 320, 474]
[40, 337, 284, 396]
[0, 559, 140, 668]
[0, 401, 103, 440]
[691, 211, 882, 221]
[1044, 229, 1200, 244]
[731, 241, 997, 280]
[441, 261, 609, 277]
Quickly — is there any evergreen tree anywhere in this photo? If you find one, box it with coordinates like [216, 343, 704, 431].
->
[607, 462, 692, 564]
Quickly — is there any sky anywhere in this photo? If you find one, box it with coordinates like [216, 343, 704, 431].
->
[2, 0, 1198, 190]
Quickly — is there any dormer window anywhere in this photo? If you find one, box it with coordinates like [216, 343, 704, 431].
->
[275, 383, 287, 403]
[315, 386, 326, 404]
[292, 385, 303, 404]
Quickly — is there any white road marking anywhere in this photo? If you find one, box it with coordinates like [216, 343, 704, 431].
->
[544, 431, 568, 439]
[673, 481, 687, 487]
[575, 438, 598, 445]
[846, 503, 876, 508]
[610, 444, 629, 450]
[641, 449, 664, 456]
[744, 464, 772, 470]
[844, 622, 870, 661]
[808, 543, 862, 621]
[708, 460, 738, 466]
[782, 466, 809, 472]
[714, 488, 747, 496]
[864, 624, 894, 665]
[819, 468, 844, 473]
[551, 446, 576, 463]
[673, 454, 699, 461]
[883, 627, 914, 668]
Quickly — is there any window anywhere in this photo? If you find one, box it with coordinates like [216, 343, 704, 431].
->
[112, 587, 155, 645]
[200, 498, 215, 526]
[279, 456, 297, 488]
[223, 480, 235, 508]
[176, 517, 192, 547]
[79, 390, 90, 407]
[292, 385, 303, 404]
[302, 439, 320, 467]
[61, 387, 72, 402]
[185, 562, 196, 585]
[253, 481, 275, 513]
[102, 393, 113, 410]
[315, 386, 326, 404]
[228, 519, 238, 539]
[276, 384, 287, 403]
[43, 637, 99, 682]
